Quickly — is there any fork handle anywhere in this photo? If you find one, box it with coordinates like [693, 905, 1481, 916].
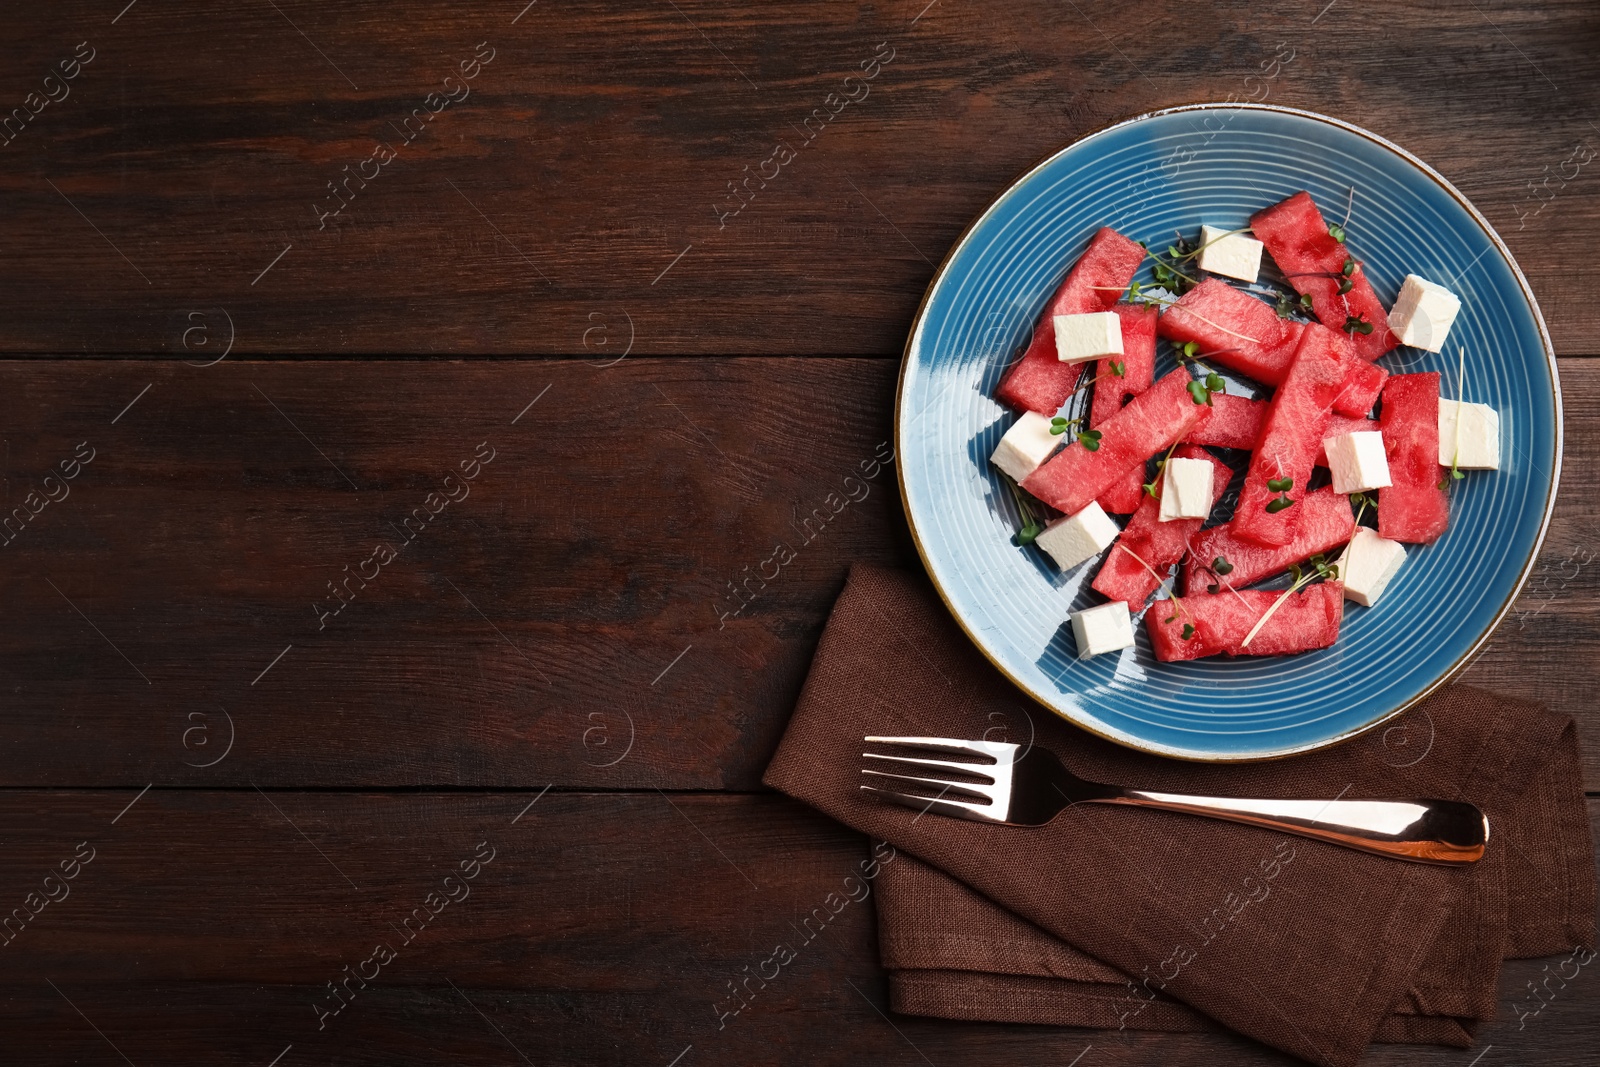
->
[1094, 790, 1489, 865]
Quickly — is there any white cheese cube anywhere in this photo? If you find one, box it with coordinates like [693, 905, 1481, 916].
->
[1157, 456, 1215, 522]
[1053, 311, 1123, 365]
[1035, 501, 1120, 571]
[1438, 399, 1500, 470]
[1388, 274, 1461, 352]
[990, 411, 1062, 483]
[1196, 224, 1264, 283]
[1337, 527, 1407, 607]
[1070, 600, 1135, 659]
[1322, 430, 1392, 494]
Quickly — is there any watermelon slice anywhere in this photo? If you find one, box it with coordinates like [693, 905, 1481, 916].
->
[1022, 371, 1213, 517]
[996, 228, 1148, 414]
[1091, 304, 1158, 426]
[1157, 279, 1298, 384]
[1231, 325, 1347, 547]
[1147, 582, 1344, 661]
[1181, 488, 1356, 594]
[1093, 304, 1160, 513]
[1091, 445, 1230, 606]
[1377, 373, 1450, 544]
[1249, 191, 1398, 361]
[1158, 281, 1387, 418]
[1185, 392, 1266, 450]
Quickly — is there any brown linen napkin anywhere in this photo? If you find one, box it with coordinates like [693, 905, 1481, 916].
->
[763, 566, 1595, 1067]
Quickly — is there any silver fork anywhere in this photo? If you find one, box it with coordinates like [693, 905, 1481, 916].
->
[861, 736, 1488, 865]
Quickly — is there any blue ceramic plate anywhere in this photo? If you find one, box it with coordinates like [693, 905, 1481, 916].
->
[896, 103, 1560, 761]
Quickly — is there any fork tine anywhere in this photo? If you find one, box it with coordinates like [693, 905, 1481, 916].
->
[862, 751, 998, 781]
[859, 784, 1002, 822]
[863, 735, 1016, 765]
[860, 767, 994, 800]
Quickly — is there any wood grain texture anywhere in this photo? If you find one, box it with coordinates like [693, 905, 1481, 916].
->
[3, 2, 1598, 1063]
[0, 1, 1598, 354]
[0, 791, 1595, 1066]
[0, 357, 907, 789]
[1, 357, 1598, 788]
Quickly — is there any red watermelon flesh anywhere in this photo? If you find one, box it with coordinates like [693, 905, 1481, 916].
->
[1091, 304, 1158, 426]
[1147, 582, 1344, 661]
[1249, 191, 1398, 361]
[1232, 325, 1347, 547]
[1157, 279, 1298, 384]
[1093, 304, 1159, 513]
[1091, 445, 1230, 606]
[996, 228, 1148, 414]
[1316, 414, 1379, 467]
[1158, 282, 1384, 418]
[1181, 487, 1355, 594]
[1334, 355, 1387, 418]
[1099, 469, 1148, 515]
[1185, 392, 1266, 450]
[1022, 371, 1213, 516]
[1377, 372, 1451, 544]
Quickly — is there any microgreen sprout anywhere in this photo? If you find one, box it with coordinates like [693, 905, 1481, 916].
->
[1274, 290, 1317, 319]
[1079, 429, 1103, 451]
[1111, 360, 1126, 377]
[1187, 371, 1226, 407]
[1342, 313, 1374, 336]
[1240, 552, 1339, 648]
[1328, 185, 1355, 245]
[1265, 495, 1295, 514]
[1439, 345, 1469, 490]
[1341, 257, 1356, 277]
[1049, 415, 1071, 436]
[1266, 477, 1293, 492]
[1143, 443, 1181, 498]
[1181, 623, 1196, 641]
[1004, 475, 1046, 547]
[1143, 234, 1203, 295]
[1350, 491, 1377, 525]
[1202, 554, 1235, 595]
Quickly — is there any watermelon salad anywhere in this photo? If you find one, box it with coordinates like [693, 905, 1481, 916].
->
[986, 190, 1500, 663]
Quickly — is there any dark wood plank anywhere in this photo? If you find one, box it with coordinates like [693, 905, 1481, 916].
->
[1, 1, 1598, 355]
[2, 356, 1599, 788]
[0, 790, 1595, 1065]
[0, 357, 908, 789]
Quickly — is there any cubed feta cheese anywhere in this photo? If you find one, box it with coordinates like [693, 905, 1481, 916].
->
[990, 411, 1062, 483]
[1053, 311, 1123, 365]
[1035, 500, 1120, 571]
[1157, 455, 1215, 522]
[1322, 430, 1392, 494]
[1337, 527, 1407, 607]
[1196, 224, 1264, 283]
[1070, 600, 1135, 658]
[1388, 274, 1461, 352]
[1438, 399, 1500, 470]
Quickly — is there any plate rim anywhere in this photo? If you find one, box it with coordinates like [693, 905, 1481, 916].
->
[893, 101, 1564, 762]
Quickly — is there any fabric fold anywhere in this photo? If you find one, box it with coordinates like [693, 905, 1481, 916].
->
[763, 565, 1595, 1066]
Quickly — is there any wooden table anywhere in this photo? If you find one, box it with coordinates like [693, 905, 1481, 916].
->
[3, 2, 1596, 1063]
